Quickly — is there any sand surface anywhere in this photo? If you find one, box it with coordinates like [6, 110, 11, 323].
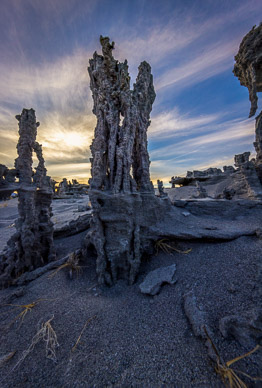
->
[0, 229, 261, 387]
[0, 197, 261, 387]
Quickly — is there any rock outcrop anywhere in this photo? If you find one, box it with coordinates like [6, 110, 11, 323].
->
[233, 23, 262, 118]
[55, 178, 89, 197]
[0, 109, 55, 288]
[254, 111, 262, 183]
[0, 164, 18, 199]
[157, 179, 167, 198]
[233, 23, 262, 184]
[169, 151, 262, 201]
[170, 24, 262, 201]
[84, 36, 169, 286]
[139, 264, 177, 295]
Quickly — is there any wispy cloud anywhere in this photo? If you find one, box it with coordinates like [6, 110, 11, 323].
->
[149, 111, 256, 185]
[149, 109, 221, 139]
[150, 117, 254, 160]
[155, 39, 238, 91]
[0, 0, 261, 183]
[0, 48, 95, 180]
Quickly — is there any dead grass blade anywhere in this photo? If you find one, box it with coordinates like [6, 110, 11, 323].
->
[2, 298, 56, 328]
[48, 252, 82, 279]
[12, 315, 59, 370]
[72, 315, 97, 352]
[203, 326, 261, 388]
[155, 239, 192, 256]
[0, 351, 16, 367]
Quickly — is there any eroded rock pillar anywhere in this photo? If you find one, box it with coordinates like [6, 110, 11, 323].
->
[85, 37, 169, 285]
[0, 109, 55, 287]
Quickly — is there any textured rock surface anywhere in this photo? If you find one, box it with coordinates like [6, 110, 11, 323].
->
[0, 164, 18, 199]
[233, 23, 262, 118]
[233, 23, 262, 185]
[85, 36, 168, 285]
[254, 112, 262, 183]
[219, 310, 262, 348]
[157, 179, 167, 197]
[169, 151, 262, 201]
[0, 109, 55, 287]
[183, 291, 216, 361]
[139, 264, 177, 295]
[55, 178, 89, 197]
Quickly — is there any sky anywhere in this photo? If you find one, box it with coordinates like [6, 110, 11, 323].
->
[0, 0, 262, 186]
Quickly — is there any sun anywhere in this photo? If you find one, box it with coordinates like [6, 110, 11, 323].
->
[59, 132, 87, 148]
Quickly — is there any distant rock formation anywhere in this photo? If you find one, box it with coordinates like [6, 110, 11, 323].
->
[0, 164, 18, 199]
[169, 150, 262, 201]
[169, 24, 262, 202]
[170, 168, 225, 188]
[0, 109, 55, 288]
[157, 179, 167, 198]
[84, 36, 169, 285]
[0, 164, 17, 184]
[55, 178, 89, 197]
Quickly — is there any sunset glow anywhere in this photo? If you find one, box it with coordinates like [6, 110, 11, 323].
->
[0, 0, 261, 185]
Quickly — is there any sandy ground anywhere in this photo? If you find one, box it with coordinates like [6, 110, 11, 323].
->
[0, 239, 261, 386]
[0, 198, 261, 387]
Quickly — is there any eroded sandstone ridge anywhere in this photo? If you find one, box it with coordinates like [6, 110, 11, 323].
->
[0, 109, 55, 287]
[85, 36, 169, 285]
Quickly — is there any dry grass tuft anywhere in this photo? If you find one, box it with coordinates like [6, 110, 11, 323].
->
[2, 298, 55, 328]
[13, 315, 59, 370]
[155, 238, 192, 256]
[72, 315, 97, 352]
[204, 326, 261, 388]
[49, 252, 82, 279]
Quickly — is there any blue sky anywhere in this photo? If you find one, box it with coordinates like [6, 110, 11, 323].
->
[0, 0, 261, 185]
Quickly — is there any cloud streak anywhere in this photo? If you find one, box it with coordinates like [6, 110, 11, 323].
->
[0, 0, 261, 183]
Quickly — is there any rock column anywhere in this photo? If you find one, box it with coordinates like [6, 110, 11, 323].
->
[0, 109, 55, 287]
[85, 37, 169, 285]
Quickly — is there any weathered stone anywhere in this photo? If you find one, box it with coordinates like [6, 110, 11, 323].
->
[233, 23, 262, 186]
[0, 164, 18, 199]
[157, 180, 167, 197]
[139, 264, 177, 295]
[0, 108, 55, 288]
[54, 213, 91, 238]
[254, 112, 262, 183]
[85, 36, 168, 285]
[183, 291, 216, 361]
[219, 310, 262, 348]
[55, 178, 89, 197]
[234, 151, 251, 168]
[169, 150, 262, 201]
[195, 181, 208, 199]
[233, 23, 262, 118]
[234, 152, 262, 200]
[223, 165, 235, 174]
